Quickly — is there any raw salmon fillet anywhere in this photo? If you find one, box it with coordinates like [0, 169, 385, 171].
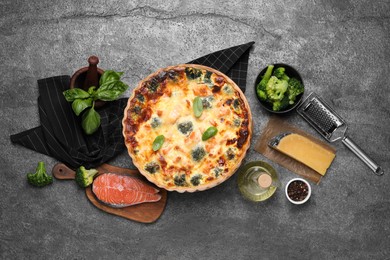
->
[92, 173, 161, 208]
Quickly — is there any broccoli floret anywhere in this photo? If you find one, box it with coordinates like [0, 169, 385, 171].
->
[190, 174, 202, 186]
[266, 76, 289, 101]
[256, 89, 267, 101]
[27, 162, 53, 187]
[272, 94, 290, 111]
[174, 174, 187, 186]
[213, 167, 223, 177]
[145, 162, 160, 174]
[257, 65, 274, 89]
[203, 71, 212, 83]
[273, 67, 290, 81]
[233, 118, 241, 127]
[191, 146, 206, 162]
[136, 93, 145, 103]
[287, 78, 304, 104]
[177, 121, 193, 135]
[222, 85, 232, 94]
[202, 96, 214, 109]
[185, 68, 202, 80]
[226, 147, 236, 160]
[256, 65, 274, 101]
[146, 79, 159, 93]
[150, 117, 162, 128]
[75, 166, 98, 188]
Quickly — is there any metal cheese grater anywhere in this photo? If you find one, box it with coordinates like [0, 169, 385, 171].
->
[297, 92, 384, 176]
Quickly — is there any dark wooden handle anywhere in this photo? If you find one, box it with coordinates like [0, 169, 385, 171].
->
[52, 163, 76, 180]
[83, 55, 100, 90]
[88, 55, 99, 66]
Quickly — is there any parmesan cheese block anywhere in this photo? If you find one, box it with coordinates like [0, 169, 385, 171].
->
[269, 133, 335, 175]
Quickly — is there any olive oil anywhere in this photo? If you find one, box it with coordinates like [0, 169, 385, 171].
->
[237, 161, 280, 202]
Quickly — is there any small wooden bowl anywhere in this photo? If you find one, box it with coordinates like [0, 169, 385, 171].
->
[69, 57, 106, 108]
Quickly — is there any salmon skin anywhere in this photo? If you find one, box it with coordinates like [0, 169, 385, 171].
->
[92, 173, 161, 208]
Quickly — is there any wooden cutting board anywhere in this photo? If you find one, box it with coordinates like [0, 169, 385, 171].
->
[52, 163, 167, 223]
[254, 116, 336, 184]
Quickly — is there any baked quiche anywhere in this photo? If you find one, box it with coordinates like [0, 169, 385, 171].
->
[122, 64, 252, 192]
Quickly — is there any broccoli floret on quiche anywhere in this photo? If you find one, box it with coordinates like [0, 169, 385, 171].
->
[136, 93, 145, 103]
[191, 146, 206, 162]
[144, 162, 160, 174]
[226, 147, 236, 160]
[213, 167, 223, 177]
[150, 117, 162, 128]
[233, 99, 241, 110]
[222, 84, 233, 94]
[233, 118, 241, 127]
[177, 121, 193, 135]
[131, 106, 141, 115]
[174, 174, 187, 186]
[190, 174, 202, 186]
[203, 71, 212, 83]
[185, 67, 202, 80]
[147, 79, 159, 93]
[202, 96, 214, 109]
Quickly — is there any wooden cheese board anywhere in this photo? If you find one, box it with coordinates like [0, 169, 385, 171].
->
[52, 163, 167, 223]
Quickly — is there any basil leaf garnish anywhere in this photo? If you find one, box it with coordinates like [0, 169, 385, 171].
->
[193, 96, 203, 118]
[202, 126, 218, 141]
[152, 135, 165, 151]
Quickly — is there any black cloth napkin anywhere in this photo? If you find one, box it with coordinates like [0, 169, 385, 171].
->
[10, 42, 254, 168]
[188, 41, 254, 92]
[10, 76, 128, 169]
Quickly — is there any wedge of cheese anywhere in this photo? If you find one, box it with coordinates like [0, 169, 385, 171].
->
[269, 133, 335, 175]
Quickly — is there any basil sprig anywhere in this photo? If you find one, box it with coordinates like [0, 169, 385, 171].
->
[63, 70, 128, 135]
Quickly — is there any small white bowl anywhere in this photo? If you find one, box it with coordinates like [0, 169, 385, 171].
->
[285, 178, 311, 205]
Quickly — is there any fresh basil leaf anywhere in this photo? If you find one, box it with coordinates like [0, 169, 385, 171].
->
[63, 88, 90, 102]
[81, 107, 101, 135]
[202, 126, 218, 141]
[152, 135, 165, 151]
[99, 70, 124, 86]
[95, 81, 128, 101]
[88, 86, 96, 95]
[72, 98, 92, 116]
[193, 96, 203, 118]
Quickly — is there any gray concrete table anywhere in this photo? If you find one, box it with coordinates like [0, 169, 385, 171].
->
[1, 1, 389, 259]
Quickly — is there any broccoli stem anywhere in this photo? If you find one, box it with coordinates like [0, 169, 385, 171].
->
[37, 162, 45, 174]
[261, 65, 274, 83]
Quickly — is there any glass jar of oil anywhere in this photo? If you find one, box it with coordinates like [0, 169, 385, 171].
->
[237, 161, 280, 202]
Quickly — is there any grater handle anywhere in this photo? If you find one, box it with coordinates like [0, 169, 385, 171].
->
[342, 136, 384, 176]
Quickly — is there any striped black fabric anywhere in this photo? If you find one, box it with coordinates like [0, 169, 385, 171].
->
[188, 41, 254, 92]
[10, 42, 254, 168]
[10, 76, 128, 169]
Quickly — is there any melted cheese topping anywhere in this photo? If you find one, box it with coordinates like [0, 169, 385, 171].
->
[124, 66, 250, 189]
